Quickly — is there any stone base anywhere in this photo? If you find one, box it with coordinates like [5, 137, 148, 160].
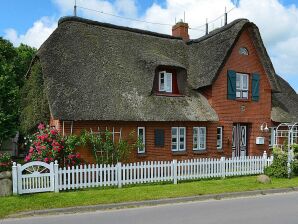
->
[0, 171, 12, 196]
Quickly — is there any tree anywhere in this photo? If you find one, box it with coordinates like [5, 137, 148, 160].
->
[0, 38, 18, 149]
[0, 37, 37, 149]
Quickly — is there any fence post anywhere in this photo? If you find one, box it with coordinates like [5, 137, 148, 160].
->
[117, 162, 122, 188]
[262, 151, 268, 172]
[173, 160, 177, 184]
[54, 160, 59, 193]
[12, 162, 18, 195]
[220, 157, 225, 179]
[17, 163, 22, 194]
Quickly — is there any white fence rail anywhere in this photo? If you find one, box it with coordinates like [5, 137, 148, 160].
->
[12, 152, 273, 194]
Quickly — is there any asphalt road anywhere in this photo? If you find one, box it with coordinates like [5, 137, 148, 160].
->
[2, 192, 298, 224]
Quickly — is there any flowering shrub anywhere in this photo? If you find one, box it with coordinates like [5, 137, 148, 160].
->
[24, 123, 82, 167]
[0, 153, 12, 172]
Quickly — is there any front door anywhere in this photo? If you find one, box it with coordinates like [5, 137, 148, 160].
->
[232, 124, 247, 157]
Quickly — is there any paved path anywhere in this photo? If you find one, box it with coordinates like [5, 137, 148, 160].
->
[2, 192, 298, 224]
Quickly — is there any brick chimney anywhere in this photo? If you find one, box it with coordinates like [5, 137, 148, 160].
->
[172, 21, 189, 41]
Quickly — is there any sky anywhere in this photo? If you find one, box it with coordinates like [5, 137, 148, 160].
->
[1, 0, 298, 92]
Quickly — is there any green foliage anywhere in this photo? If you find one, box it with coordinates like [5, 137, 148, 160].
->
[80, 129, 141, 164]
[24, 124, 82, 167]
[20, 61, 50, 134]
[264, 148, 288, 178]
[0, 152, 12, 172]
[0, 38, 37, 148]
[0, 38, 19, 149]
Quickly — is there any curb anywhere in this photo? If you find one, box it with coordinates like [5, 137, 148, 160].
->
[7, 187, 298, 218]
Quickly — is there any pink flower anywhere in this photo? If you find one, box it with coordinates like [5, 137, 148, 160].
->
[44, 158, 49, 163]
[50, 129, 57, 135]
[38, 123, 45, 130]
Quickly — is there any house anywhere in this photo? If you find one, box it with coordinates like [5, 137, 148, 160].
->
[25, 16, 298, 163]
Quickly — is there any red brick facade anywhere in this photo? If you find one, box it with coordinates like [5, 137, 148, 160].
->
[52, 26, 273, 163]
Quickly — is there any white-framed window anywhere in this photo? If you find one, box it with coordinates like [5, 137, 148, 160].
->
[137, 127, 145, 153]
[193, 127, 206, 151]
[171, 127, 186, 151]
[269, 127, 276, 147]
[159, 71, 172, 93]
[236, 73, 249, 99]
[217, 127, 223, 150]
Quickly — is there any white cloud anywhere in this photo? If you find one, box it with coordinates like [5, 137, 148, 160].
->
[4, 17, 57, 48]
[3, 0, 298, 91]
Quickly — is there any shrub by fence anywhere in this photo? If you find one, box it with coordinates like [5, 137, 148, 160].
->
[12, 152, 273, 195]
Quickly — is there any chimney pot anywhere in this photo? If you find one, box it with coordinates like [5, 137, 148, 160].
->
[172, 21, 189, 41]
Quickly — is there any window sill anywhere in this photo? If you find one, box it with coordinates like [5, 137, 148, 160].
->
[193, 150, 207, 154]
[137, 153, 147, 157]
[172, 151, 187, 156]
[235, 99, 250, 102]
[155, 93, 184, 97]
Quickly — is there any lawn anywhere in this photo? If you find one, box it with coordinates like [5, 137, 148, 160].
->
[1, 176, 298, 218]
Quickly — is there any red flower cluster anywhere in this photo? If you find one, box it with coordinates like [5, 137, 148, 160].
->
[24, 123, 82, 167]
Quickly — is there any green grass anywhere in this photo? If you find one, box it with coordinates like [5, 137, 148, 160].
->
[1, 176, 298, 218]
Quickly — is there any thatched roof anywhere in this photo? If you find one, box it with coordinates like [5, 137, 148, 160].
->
[34, 16, 281, 121]
[271, 75, 298, 123]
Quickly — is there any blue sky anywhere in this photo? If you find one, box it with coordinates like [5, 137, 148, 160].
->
[1, 0, 298, 92]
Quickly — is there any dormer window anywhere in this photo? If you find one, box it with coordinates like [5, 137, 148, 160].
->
[159, 71, 172, 93]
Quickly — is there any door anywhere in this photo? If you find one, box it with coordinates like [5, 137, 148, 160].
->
[232, 124, 247, 157]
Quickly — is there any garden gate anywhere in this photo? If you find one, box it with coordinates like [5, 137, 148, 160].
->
[12, 161, 58, 194]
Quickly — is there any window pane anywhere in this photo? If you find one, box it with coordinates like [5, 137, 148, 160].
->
[236, 91, 241, 98]
[179, 128, 185, 151]
[217, 127, 222, 149]
[199, 128, 206, 150]
[242, 75, 248, 90]
[172, 128, 178, 151]
[236, 75, 241, 89]
[165, 73, 172, 93]
[242, 91, 248, 99]
[193, 128, 198, 150]
[138, 127, 145, 153]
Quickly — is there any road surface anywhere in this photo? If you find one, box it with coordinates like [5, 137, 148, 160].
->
[2, 192, 298, 224]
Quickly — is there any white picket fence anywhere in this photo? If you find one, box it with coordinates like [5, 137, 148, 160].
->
[12, 152, 273, 194]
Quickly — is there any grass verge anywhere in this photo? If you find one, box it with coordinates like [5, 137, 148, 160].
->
[1, 176, 298, 218]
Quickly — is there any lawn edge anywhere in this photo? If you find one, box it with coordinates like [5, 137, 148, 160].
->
[6, 187, 298, 219]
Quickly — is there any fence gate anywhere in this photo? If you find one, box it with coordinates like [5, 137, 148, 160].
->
[15, 161, 55, 194]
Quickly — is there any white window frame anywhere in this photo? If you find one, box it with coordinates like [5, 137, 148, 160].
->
[193, 127, 206, 151]
[171, 127, 186, 152]
[137, 127, 145, 153]
[269, 127, 276, 147]
[159, 71, 172, 93]
[217, 127, 223, 150]
[236, 73, 249, 99]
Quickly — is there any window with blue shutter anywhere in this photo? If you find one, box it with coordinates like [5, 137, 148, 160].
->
[227, 70, 236, 100]
[252, 73, 260, 101]
[154, 129, 164, 147]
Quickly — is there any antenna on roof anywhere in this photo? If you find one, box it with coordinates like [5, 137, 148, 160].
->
[205, 18, 208, 35]
[224, 6, 227, 25]
[74, 0, 77, 17]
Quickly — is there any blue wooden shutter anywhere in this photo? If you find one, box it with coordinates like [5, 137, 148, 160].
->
[227, 70, 236, 100]
[252, 73, 260, 101]
[154, 129, 164, 147]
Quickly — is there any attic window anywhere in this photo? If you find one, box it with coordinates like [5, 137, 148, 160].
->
[159, 71, 172, 93]
[239, 47, 249, 55]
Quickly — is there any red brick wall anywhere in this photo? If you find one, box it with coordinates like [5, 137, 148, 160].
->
[202, 27, 272, 156]
[60, 120, 229, 163]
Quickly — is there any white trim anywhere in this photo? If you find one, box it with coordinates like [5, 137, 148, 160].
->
[159, 71, 172, 93]
[269, 127, 276, 147]
[217, 127, 223, 150]
[193, 127, 207, 151]
[236, 73, 249, 99]
[137, 127, 145, 153]
[159, 71, 165, 92]
[171, 127, 185, 152]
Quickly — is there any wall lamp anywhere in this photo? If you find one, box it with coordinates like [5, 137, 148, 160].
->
[260, 122, 269, 132]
